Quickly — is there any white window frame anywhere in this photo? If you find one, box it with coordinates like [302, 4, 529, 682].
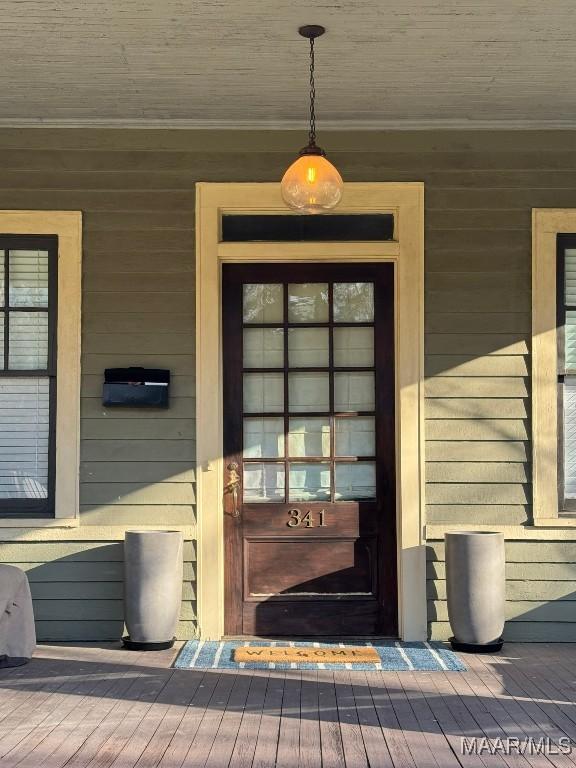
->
[532, 209, 576, 526]
[0, 211, 81, 528]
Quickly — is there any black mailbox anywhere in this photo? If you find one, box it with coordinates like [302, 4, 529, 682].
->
[103, 368, 170, 408]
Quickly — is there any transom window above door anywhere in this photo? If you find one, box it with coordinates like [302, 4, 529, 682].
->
[241, 281, 377, 504]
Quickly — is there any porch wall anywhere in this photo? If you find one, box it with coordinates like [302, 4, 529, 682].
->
[0, 541, 196, 641]
[427, 540, 576, 642]
[0, 128, 573, 641]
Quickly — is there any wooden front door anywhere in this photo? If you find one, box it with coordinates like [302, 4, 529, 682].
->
[222, 263, 397, 637]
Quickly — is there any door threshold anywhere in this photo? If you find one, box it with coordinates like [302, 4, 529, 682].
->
[223, 635, 398, 642]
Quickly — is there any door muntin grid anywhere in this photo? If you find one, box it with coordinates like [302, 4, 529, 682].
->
[241, 281, 377, 504]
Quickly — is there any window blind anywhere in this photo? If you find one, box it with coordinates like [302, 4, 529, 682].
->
[0, 378, 49, 499]
[565, 250, 576, 370]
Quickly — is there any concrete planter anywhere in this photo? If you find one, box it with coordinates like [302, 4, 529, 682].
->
[445, 531, 505, 653]
[123, 530, 183, 650]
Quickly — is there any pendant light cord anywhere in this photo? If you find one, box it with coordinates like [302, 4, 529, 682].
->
[308, 36, 317, 148]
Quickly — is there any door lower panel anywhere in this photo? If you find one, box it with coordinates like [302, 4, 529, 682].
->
[242, 599, 380, 636]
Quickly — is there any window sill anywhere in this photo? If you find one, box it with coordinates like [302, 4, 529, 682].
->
[533, 516, 576, 527]
[0, 517, 79, 528]
[0, 524, 197, 542]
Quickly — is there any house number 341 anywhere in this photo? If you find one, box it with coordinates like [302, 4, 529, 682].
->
[287, 509, 327, 528]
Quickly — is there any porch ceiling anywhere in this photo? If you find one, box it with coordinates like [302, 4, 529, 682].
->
[2, 0, 576, 129]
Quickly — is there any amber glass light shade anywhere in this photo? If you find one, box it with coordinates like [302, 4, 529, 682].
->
[281, 152, 343, 214]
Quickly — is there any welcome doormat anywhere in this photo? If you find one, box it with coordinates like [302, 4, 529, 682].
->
[173, 640, 466, 671]
[234, 645, 380, 664]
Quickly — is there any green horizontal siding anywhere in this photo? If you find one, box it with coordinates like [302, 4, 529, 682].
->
[0, 540, 197, 641]
[33, 620, 197, 642]
[427, 540, 576, 643]
[1, 128, 576, 641]
[430, 622, 576, 643]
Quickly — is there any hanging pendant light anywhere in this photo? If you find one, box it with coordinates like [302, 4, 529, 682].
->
[281, 25, 343, 214]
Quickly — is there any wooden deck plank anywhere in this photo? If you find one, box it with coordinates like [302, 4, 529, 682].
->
[179, 672, 238, 768]
[0, 653, 86, 736]
[430, 669, 512, 768]
[297, 672, 322, 768]
[410, 671, 487, 768]
[451, 664, 551, 768]
[44, 669, 193, 768]
[316, 673, 346, 768]
[366, 673, 417, 768]
[348, 671, 394, 768]
[64, 664, 170, 768]
[334, 671, 369, 768]
[203, 672, 254, 768]
[228, 672, 270, 768]
[107, 670, 198, 768]
[156, 671, 217, 768]
[504, 649, 576, 732]
[462, 654, 572, 768]
[437, 668, 537, 768]
[276, 673, 303, 768]
[0, 649, 131, 762]
[386, 671, 440, 768]
[2, 644, 576, 768]
[470, 655, 576, 767]
[0, 658, 63, 716]
[252, 672, 285, 768]
[132, 671, 208, 768]
[395, 671, 461, 768]
[76, 669, 173, 768]
[5, 666, 140, 768]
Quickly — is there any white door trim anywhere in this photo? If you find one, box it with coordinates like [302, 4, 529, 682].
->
[195, 182, 426, 640]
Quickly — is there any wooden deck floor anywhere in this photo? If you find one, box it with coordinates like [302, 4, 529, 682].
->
[0, 643, 575, 767]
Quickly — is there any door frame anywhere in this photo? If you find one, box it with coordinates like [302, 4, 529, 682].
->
[195, 182, 426, 640]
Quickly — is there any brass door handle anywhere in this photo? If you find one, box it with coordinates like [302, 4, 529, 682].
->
[225, 462, 241, 518]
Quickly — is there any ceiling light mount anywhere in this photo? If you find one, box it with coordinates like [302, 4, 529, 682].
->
[280, 24, 343, 213]
[298, 25, 326, 40]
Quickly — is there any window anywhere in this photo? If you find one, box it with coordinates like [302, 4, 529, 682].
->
[0, 236, 57, 517]
[557, 235, 576, 513]
[0, 212, 81, 527]
[533, 210, 576, 525]
[221, 214, 395, 242]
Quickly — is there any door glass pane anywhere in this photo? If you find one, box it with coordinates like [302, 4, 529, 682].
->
[0, 251, 4, 307]
[243, 328, 284, 368]
[289, 462, 331, 501]
[333, 327, 374, 367]
[243, 284, 283, 323]
[9, 250, 49, 307]
[288, 283, 329, 323]
[333, 282, 374, 322]
[288, 328, 329, 367]
[243, 373, 284, 413]
[334, 372, 375, 411]
[288, 418, 330, 457]
[335, 462, 376, 500]
[288, 372, 329, 412]
[243, 417, 284, 458]
[9, 313, 48, 369]
[243, 463, 285, 502]
[335, 417, 376, 457]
